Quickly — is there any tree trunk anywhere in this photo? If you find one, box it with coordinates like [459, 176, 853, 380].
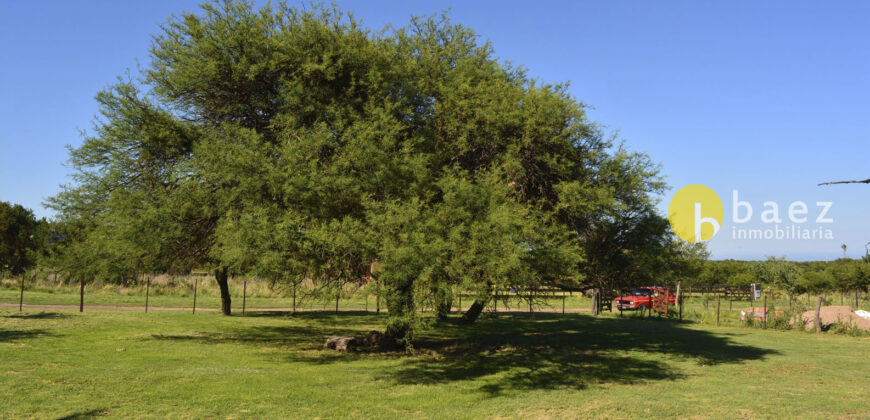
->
[591, 289, 599, 316]
[214, 267, 232, 316]
[815, 295, 823, 333]
[459, 299, 487, 325]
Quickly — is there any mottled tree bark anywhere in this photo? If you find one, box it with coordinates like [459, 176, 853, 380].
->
[214, 267, 232, 316]
[459, 299, 487, 325]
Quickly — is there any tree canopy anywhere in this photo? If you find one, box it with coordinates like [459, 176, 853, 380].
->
[49, 1, 677, 346]
[0, 201, 46, 276]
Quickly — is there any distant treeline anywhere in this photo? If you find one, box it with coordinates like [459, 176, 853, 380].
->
[682, 257, 869, 296]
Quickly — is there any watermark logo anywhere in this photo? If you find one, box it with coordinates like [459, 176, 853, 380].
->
[668, 185, 834, 243]
[668, 184, 724, 243]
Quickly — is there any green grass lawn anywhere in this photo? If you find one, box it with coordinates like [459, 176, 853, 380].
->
[2, 307, 869, 419]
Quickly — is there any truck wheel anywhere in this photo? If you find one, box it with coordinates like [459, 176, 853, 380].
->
[636, 304, 646, 311]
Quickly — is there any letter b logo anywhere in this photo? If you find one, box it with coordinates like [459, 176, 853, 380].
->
[668, 184, 724, 243]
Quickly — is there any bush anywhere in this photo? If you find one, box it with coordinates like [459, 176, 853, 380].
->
[767, 312, 793, 331]
[828, 321, 869, 337]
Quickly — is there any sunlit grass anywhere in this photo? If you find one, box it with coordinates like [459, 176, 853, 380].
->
[2, 306, 868, 419]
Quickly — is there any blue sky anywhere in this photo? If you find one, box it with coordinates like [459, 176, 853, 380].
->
[1, 0, 868, 260]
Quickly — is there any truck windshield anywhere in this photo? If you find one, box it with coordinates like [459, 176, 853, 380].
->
[630, 289, 650, 297]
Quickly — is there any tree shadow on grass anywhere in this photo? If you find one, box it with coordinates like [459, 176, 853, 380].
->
[150, 321, 370, 358]
[4, 312, 69, 320]
[147, 311, 778, 395]
[149, 311, 394, 363]
[152, 311, 380, 344]
[238, 310, 378, 319]
[152, 324, 354, 346]
[55, 408, 108, 419]
[0, 329, 52, 342]
[390, 313, 778, 396]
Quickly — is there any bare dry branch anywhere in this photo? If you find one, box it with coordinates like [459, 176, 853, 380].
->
[817, 179, 870, 186]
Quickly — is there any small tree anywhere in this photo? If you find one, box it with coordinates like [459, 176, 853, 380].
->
[752, 257, 801, 307]
[0, 201, 43, 276]
[799, 269, 833, 332]
[829, 259, 860, 306]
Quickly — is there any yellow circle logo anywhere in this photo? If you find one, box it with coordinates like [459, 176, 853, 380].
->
[668, 184, 723, 243]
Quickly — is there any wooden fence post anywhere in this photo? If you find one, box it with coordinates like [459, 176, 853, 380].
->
[145, 276, 151, 313]
[815, 295, 822, 333]
[678, 295, 682, 321]
[242, 280, 247, 315]
[79, 278, 84, 313]
[192, 277, 198, 315]
[675, 282, 682, 321]
[19, 275, 25, 312]
[647, 290, 652, 319]
[763, 294, 767, 329]
[591, 290, 599, 316]
[716, 294, 721, 326]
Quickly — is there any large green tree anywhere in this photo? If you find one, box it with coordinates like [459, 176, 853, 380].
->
[52, 1, 669, 345]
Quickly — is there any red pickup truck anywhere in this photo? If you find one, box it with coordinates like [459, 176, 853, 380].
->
[614, 287, 676, 311]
